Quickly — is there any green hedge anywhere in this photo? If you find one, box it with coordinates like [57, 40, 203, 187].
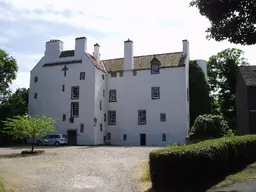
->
[149, 135, 256, 191]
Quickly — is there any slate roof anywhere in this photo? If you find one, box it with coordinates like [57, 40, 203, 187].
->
[102, 52, 184, 72]
[239, 66, 256, 86]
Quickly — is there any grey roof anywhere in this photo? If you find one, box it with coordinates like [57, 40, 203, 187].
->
[239, 66, 256, 86]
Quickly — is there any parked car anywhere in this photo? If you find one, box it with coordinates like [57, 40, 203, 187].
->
[37, 134, 67, 146]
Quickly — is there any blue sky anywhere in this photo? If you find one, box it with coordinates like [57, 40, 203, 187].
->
[1, 0, 255, 91]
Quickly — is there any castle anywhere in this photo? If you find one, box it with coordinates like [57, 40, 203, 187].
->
[28, 37, 207, 146]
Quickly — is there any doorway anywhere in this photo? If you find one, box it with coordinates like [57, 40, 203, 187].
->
[67, 130, 77, 145]
[140, 134, 146, 146]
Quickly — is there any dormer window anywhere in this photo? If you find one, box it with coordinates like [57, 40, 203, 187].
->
[150, 56, 161, 75]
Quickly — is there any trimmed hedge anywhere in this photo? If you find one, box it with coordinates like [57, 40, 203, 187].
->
[149, 135, 256, 191]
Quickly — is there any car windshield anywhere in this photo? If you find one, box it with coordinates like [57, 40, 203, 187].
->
[62, 135, 67, 138]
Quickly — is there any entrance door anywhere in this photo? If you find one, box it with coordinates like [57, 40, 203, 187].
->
[140, 134, 146, 146]
[67, 130, 77, 145]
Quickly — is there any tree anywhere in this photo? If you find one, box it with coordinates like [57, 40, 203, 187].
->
[190, 0, 256, 45]
[189, 60, 212, 127]
[207, 48, 248, 130]
[189, 114, 231, 140]
[0, 49, 18, 94]
[3, 115, 56, 152]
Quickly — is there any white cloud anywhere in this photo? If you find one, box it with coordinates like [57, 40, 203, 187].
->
[2, 0, 256, 89]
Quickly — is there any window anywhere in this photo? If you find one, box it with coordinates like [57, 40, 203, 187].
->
[102, 74, 105, 80]
[80, 72, 85, 80]
[104, 136, 106, 142]
[107, 133, 111, 140]
[80, 124, 84, 133]
[151, 64, 160, 74]
[62, 84, 65, 92]
[100, 100, 102, 110]
[34, 76, 38, 83]
[104, 113, 106, 122]
[103, 89, 105, 97]
[69, 116, 74, 123]
[138, 110, 146, 124]
[100, 123, 103, 132]
[133, 70, 137, 76]
[62, 114, 66, 121]
[109, 90, 117, 102]
[123, 134, 127, 141]
[111, 73, 117, 78]
[160, 113, 166, 122]
[162, 133, 166, 141]
[71, 86, 79, 99]
[119, 71, 123, 77]
[108, 111, 116, 125]
[54, 135, 61, 138]
[151, 87, 160, 99]
[71, 102, 79, 117]
[34, 93, 37, 99]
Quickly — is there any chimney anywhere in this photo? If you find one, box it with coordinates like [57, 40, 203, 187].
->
[182, 39, 190, 60]
[75, 37, 87, 57]
[44, 39, 63, 61]
[93, 43, 100, 63]
[124, 39, 134, 70]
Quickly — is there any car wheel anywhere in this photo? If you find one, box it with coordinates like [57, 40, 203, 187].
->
[55, 141, 60, 146]
[37, 141, 42, 146]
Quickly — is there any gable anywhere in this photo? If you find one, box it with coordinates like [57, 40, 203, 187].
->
[239, 66, 256, 86]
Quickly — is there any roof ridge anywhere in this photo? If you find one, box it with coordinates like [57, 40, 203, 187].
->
[102, 52, 182, 61]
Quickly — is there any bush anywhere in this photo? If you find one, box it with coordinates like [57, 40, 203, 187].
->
[149, 135, 256, 191]
[189, 114, 230, 140]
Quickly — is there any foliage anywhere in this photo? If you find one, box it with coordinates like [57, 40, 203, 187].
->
[0, 49, 18, 95]
[189, 114, 230, 140]
[3, 115, 56, 151]
[190, 0, 256, 45]
[207, 48, 248, 130]
[149, 135, 256, 191]
[189, 60, 212, 127]
[0, 88, 29, 144]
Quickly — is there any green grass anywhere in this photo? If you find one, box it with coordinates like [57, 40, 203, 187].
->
[210, 162, 256, 191]
[0, 178, 19, 192]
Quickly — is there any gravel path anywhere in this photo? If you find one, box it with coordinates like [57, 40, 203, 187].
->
[0, 146, 160, 192]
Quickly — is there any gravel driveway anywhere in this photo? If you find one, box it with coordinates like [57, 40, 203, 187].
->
[0, 146, 159, 192]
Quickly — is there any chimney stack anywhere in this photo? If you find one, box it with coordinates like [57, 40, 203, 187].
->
[182, 39, 190, 60]
[93, 43, 100, 63]
[75, 37, 87, 57]
[124, 39, 134, 70]
[44, 39, 63, 62]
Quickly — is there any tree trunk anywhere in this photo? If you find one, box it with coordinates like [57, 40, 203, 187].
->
[31, 135, 35, 152]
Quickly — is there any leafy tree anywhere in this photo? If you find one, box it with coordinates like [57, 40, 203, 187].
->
[190, 0, 256, 45]
[3, 115, 56, 152]
[0, 49, 18, 94]
[189, 114, 231, 140]
[189, 60, 212, 127]
[207, 48, 248, 130]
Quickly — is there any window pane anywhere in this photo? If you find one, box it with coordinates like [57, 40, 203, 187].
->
[111, 73, 117, 77]
[162, 133, 166, 141]
[109, 90, 117, 102]
[160, 113, 166, 122]
[71, 102, 79, 117]
[120, 72, 123, 77]
[108, 111, 116, 125]
[152, 87, 160, 99]
[133, 71, 137, 76]
[80, 72, 85, 80]
[71, 86, 79, 99]
[80, 124, 84, 133]
[151, 65, 160, 74]
[138, 110, 146, 124]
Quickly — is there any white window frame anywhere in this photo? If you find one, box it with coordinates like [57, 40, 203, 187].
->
[138, 110, 146, 125]
[108, 110, 116, 125]
[109, 90, 117, 102]
[71, 102, 79, 117]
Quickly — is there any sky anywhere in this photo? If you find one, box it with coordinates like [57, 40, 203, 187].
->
[0, 0, 255, 91]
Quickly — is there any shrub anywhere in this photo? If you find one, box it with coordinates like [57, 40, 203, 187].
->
[149, 135, 256, 191]
[189, 114, 230, 140]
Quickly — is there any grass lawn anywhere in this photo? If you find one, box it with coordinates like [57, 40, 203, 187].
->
[0, 178, 19, 192]
[138, 161, 256, 192]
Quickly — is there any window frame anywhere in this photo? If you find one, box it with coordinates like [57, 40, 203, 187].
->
[100, 100, 102, 110]
[119, 71, 124, 77]
[71, 102, 79, 117]
[103, 89, 105, 97]
[80, 123, 84, 133]
[62, 84, 65, 92]
[151, 64, 160, 74]
[34, 93, 37, 99]
[111, 73, 117, 78]
[160, 113, 166, 122]
[34, 76, 38, 83]
[71, 86, 80, 100]
[138, 110, 146, 125]
[151, 87, 160, 100]
[100, 123, 103, 132]
[107, 133, 111, 140]
[62, 114, 66, 121]
[123, 134, 127, 141]
[104, 113, 106, 122]
[109, 90, 117, 102]
[133, 70, 137, 76]
[108, 110, 116, 125]
[162, 133, 166, 141]
[102, 74, 105, 80]
[80, 72, 85, 80]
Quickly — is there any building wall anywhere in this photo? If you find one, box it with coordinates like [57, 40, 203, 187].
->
[235, 73, 249, 134]
[107, 67, 187, 146]
[28, 54, 96, 145]
[247, 86, 256, 133]
[94, 67, 107, 145]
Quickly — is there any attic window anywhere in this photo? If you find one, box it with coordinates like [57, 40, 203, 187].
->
[59, 50, 75, 58]
[151, 56, 161, 74]
[111, 73, 117, 78]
